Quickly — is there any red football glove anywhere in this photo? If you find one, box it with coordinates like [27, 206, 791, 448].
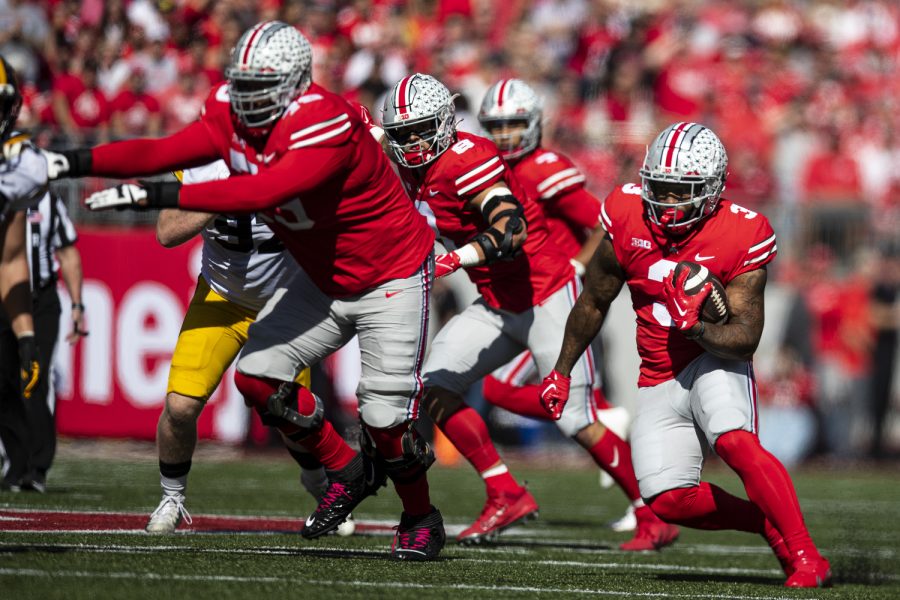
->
[434, 252, 462, 278]
[663, 268, 712, 333]
[539, 370, 571, 420]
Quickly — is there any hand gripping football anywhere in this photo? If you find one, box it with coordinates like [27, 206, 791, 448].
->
[672, 261, 729, 324]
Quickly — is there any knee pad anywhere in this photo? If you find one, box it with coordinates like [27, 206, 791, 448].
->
[265, 382, 324, 431]
[422, 388, 464, 425]
[364, 423, 435, 485]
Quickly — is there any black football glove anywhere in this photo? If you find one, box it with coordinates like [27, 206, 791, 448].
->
[44, 148, 93, 179]
[85, 180, 181, 211]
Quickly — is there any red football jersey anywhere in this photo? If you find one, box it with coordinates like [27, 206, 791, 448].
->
[600, 183, 777, 387]
[91, 83, 434, 297]
[512, 147, 601, 258]
[397, 132, 571, 313]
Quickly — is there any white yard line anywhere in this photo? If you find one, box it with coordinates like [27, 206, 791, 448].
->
[0, 568, 811, 600]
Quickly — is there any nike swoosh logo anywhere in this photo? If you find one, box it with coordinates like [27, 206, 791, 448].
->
[305, 515, 316, 527]
[610, 447, 619, 469]
[675, 302, 688, 317]
[428, 190, 439, 197]
[694, 253, 715, 261]
[544, 383, 557, 397]
[385, 290, 402, 298]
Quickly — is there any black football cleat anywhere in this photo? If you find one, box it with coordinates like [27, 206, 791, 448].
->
[391, 506, 446, 561]
[301, 454, 371, 539]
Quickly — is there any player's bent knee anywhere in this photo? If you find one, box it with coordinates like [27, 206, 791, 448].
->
[363, 423, 435, 484]
[165, 393, 205, 426]
[233, 371, 269, 410]
[422, 387, 464, 424]
[359, 402, 407, 429]
[714, 429, 764, 470]
[646, 487, 696, 523]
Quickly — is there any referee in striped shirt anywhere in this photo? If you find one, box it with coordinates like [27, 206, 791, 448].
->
[0, 191, 86, 492]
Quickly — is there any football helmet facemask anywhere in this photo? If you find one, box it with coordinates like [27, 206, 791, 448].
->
[639, 122, 727, 236]
[478, 79, 542, 160]
[0, 55, 22, 143]
[226, 21, 312, 132]
[382, 74, 457, 168]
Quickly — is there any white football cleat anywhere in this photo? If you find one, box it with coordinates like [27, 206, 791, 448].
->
[146, 494, 192, 534]
[609, 504, 637, 533]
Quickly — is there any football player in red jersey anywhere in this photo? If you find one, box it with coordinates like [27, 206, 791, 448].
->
[477, 79, 636, 530]
[541, 122, 831, 588]
[40, 22, 445, 560]
[379, 73, 677, 549]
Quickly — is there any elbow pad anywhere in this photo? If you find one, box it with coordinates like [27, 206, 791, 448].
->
[474, 197, 527, 263]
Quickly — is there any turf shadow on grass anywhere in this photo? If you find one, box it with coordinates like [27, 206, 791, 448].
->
[480, 539, 617, 551]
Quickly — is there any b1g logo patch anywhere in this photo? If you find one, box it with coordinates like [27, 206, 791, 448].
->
[631, 237, 652, 250]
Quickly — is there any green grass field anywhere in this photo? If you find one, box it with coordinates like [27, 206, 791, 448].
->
[1, 441, 897, 599]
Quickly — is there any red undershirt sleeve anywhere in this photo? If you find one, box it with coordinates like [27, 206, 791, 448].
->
[177, 143, 353, 213]
[90, 121, 221, 177]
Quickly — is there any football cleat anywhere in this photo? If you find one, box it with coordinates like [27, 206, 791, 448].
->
[391, 506, 446, 561]
[301, 455, 371, 540]
[21, 473, 46, 494]
[608, 504, 637, 532]
[146, 494, 192, 534]
[300, 467, 358, 537]
[784, 551, 832, 588]
[456, 486, 539, 545]
[619, 505, 680, 551]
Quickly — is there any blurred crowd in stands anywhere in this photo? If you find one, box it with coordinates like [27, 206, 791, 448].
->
[2, 0, 897, 462]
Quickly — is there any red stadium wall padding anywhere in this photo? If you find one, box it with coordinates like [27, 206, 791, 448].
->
[54, 226, 251, 443]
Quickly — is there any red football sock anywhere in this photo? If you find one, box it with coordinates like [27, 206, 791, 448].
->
[649, 482, 789, 566]
[300, 421, 356, 471]
[715, 430, 820, 559]
[588, 429, 642, 501]
[482, 376, 553, 420]
[648, 482, 767, 533]
[437, 405, 520, 495]
[234, 373, 355, 471]
[366, 424, 432, 516]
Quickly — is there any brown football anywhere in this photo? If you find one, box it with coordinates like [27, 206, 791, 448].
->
[672, 261, 729, 324]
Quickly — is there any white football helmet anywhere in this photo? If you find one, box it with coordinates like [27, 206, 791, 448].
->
[477, 79, 542, 160]
[639, 122, 727, 235]
[382, 74, 457, 168]
[225, 21, 312, 131]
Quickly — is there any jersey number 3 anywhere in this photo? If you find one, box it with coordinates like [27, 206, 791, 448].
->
[648, 258, 678, 327]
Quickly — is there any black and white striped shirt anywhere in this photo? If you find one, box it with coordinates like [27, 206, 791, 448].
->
[26, 192, 78, 291]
